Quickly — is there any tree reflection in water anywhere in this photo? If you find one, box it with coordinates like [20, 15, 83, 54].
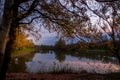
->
[8, 51, 120, 73]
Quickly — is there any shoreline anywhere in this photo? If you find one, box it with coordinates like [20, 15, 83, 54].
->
[6, 72, 120, 80]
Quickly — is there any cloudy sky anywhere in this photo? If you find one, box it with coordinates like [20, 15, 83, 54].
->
[34, 27, 58, 45]
[36, 32, 58, 45]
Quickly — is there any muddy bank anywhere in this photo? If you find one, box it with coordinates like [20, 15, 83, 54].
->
[6, 72, 120, 80]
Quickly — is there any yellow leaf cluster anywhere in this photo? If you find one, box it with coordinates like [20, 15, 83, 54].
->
[12, 28, 34, 50]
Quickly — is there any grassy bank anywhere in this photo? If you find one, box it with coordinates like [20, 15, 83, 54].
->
[11, 47, 36, 58]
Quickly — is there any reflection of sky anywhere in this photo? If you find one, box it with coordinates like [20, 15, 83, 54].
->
[26, 52, 120, 74]
[32, 53, 56, 62]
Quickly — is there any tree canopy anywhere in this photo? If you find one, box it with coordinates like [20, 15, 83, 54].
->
[0, 0, 120, 79]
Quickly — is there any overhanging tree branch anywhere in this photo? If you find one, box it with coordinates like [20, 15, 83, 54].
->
[17, 0, 39, 20]
[19, 16, 45, 24]
[96, 0, 119, 2]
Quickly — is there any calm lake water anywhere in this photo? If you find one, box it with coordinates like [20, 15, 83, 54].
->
[8, 51, 120, 74]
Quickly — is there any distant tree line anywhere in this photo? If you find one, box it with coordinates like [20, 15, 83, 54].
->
[39, 38, 116, 53]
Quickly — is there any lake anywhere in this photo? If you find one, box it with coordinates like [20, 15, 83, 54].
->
[8, 51, 120, 74]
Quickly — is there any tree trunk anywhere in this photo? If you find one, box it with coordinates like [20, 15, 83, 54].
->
[0, 17, 11, 73]
[114, 47, 120, 63]
[0, 20, 18, 80]
[0, 0, 13, 73]
[111, 6, 120, 63]
[0, 0, 18, 79]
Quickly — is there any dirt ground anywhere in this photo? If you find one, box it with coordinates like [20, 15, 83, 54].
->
[6, 72, 116, 80]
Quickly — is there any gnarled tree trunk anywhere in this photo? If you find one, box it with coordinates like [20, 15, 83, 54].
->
[0, 0, 17, 79]
[0, 0, 13, 73]
[1, 20, 19, 80]
[0, 17, 11, 73]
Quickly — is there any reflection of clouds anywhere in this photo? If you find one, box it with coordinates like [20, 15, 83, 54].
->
[15, 58, 18, 64]
[65, 55, 79, 61]
[32, 53, 56, 62]
[25, 53, 120, 74]
[65, 55, 102, 63]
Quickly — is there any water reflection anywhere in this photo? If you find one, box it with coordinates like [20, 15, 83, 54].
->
[55, 51, 66, 62]
[8, 53, 34, 72]
[25, 51, 120, 74]
[9, 51, 120, 74]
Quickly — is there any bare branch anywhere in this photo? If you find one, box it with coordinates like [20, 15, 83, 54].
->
[19, 5, 27, 11]
[96, 0, 119, 2]
[19, 16, 45, 24]
[17, 0, 39, 20]
[18, 0, 30, 4]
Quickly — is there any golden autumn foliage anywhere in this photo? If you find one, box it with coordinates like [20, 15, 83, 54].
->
[12, 28, 34, 50]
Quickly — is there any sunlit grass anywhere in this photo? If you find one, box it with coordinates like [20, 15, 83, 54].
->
[11, 47, 35, 58]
